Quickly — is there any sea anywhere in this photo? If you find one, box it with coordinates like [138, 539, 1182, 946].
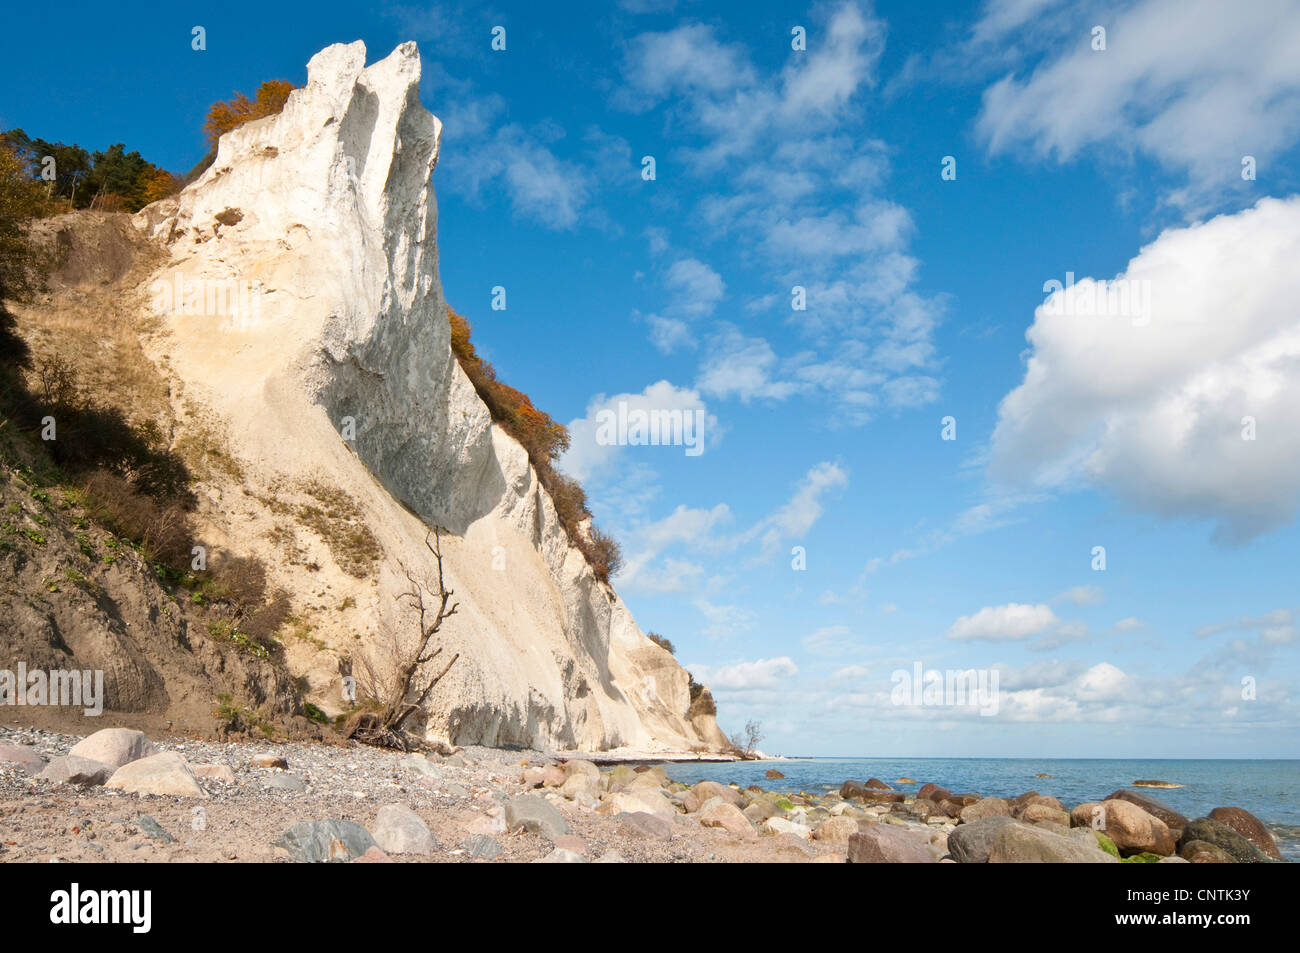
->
[660, 757, 1300, 861]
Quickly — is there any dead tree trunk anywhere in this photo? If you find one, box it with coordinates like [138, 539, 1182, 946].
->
[347, 529, 460, 750]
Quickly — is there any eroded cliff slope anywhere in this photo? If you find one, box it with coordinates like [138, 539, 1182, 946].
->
[130, 41, 728, 755]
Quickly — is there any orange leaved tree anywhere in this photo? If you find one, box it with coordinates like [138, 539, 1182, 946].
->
[203, 80, 296, 150]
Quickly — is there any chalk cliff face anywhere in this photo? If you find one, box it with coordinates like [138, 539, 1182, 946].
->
[133, 41, 728, 755]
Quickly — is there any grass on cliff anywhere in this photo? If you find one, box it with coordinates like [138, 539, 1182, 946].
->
[448, 306, 622, 583]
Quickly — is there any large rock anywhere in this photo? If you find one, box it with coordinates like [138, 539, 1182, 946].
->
[840, 781, 904, 803]
[683, 780, 742, 812]
[1180, 840, 1235, 863]
[988, 823, 1119, 863]
[960, 797, 1011, 821]
[1070, 800, 1176, 856]
[0, 744, 47, 775]
[68, 728, 157, 769]
[813, 816, 860, 844]
[1208, 807, 1282, 861]
[371, 804, 436, 856]
[504, 795, 569, 840]
[948, 816, 1020, 863]
[106, 752, 207, 798]
[37, 755, 114, 787]
[699, 801, 757, 838]
[275, 820, 377, 862]
[603, 790, 676, 817]
[1178, 818, 1269, 863]
[1103, 789, 1188, 837]
[917, 783, 953, 802]
[618, 811, 673, 840]
[847, 825, 937, 863]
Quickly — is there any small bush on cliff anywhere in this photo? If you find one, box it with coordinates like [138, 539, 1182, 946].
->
[203, 80, 297, 149]
[447, 307, 623, 582]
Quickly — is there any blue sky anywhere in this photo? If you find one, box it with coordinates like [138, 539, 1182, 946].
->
[5, 0, 1300, 758]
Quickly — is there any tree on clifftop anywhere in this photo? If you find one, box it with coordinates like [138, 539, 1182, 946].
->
[203, 80, 296, 149]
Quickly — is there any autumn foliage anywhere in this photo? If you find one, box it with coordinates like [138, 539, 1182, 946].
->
[448, 307, 623, 582]
[203, 80, 296, 149]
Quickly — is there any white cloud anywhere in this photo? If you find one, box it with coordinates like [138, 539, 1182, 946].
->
[975, 0, 1300, 209]
[1056, 585, 1104, 606]
[696, 326, 802, 402]
[802, 625, 857, 658]
[688, 656, 798, 690]
[948, 603, 1059, 642]
[620, 2, 944, 418]
[990, 196, 1300, 543]
[664, 258, 725, 316]
[560, 380, 717, 482]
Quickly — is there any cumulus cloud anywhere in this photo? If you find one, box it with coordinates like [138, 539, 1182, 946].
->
[990, 196, 1300, 543]
[688, 656, 798, 690]
[560, 380, 718, 482]
[975, 0, 1300, 210]
[948, 603, 1059, 642]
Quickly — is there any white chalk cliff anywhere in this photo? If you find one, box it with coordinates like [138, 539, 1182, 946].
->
[133, 41, 729, 755]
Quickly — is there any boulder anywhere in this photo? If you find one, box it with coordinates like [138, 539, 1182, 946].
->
[0, 743, 47, 775]
[765, 768, 786, 779]
[683, 780, 742, 812]
[561, 759, 600, 782]
[1180, 839, 1235, 863]
[540, 765, 566, 788]
[917, 783, 953, 802]
[812, 816, 860, 844]
[618, 811, 673, 840]
[988, 823, 1119, 863]
[1012, 794, 1066, 818]
[106, 752, 207, 798]
[68, 728, 157, 769]
[504, 795, 570, 840]
[1021, 802, 1071, 827]
[371, 804, 436, 856]
[1208, 807, 1282, 861]
[1070, 800, 1176, 856]
[603, 790, 676, 817]
[847, 825, 937, 863]
[250, 755, 288, 770]
[37, 755, 113, 787]
[560, 772, 598, 801]
[191, 763, 236, 783]
[840, 780, 905, 803]
[864, 777, 893, 790]
[1178, 818, 1269, 863]
[762, 817, 812, 839]
[274, 820, 376, 862]
[1103, 789, 1188, 837]
[699, 801, 757, 838]
[948, 816, 1019, 863]
[960, 796, 1011, 821]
